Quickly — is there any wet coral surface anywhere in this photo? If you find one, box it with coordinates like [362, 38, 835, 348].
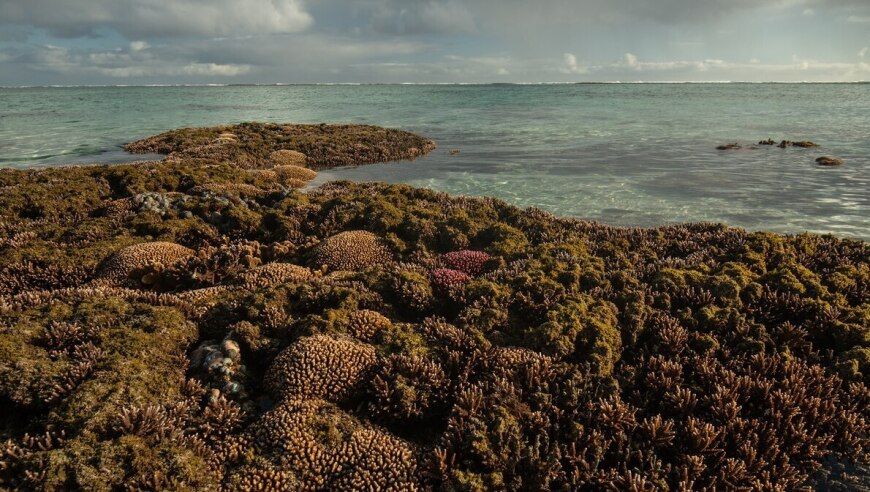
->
[0, 124, 868, 491]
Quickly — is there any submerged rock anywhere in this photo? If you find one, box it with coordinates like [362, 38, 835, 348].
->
[716, 143, 742, 150]
[816, 156, 844, 166]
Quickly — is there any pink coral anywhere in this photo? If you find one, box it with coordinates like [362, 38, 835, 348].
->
[441, 250, 491, 276]
[431, 268, 471, 292]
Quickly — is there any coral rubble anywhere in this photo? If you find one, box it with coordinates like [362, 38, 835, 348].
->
[0, 123, 866, 491]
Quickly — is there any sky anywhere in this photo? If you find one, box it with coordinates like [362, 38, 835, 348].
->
[0, 0, 868, 85]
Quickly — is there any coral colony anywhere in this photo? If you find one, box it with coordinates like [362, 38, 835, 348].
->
[0, 123, 867, 490]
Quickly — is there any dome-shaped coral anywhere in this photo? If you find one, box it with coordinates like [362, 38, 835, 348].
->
[249, 399, 421, 492]
[236, 263, 314, 289]
[270, 150, 307, 167]
[311, 231, 392, 271]
[96, 242, 194, 285]
[273, 165, 317, 182]
[326, 426, 421, 491]
[264, 335, 378, 402]
[441, 250, 492, 276]
[346, 309, 393, 341]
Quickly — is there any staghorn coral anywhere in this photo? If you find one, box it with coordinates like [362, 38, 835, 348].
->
[263, 334, 378, 402]
[310, 230, 392, 271]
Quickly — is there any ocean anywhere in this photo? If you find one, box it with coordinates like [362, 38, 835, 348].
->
[1, 83, 868, 239]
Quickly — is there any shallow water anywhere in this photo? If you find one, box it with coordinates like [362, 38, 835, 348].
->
[1, 84, 868, 239]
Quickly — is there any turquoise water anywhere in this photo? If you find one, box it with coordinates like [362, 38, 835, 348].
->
[1, 84, 868, 239]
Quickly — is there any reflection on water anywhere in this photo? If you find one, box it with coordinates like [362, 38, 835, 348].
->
[0, 84, 868, 239]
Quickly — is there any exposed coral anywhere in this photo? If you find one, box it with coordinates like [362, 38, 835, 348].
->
[273, 165, 317, 183]
[124, 122, 437, 170]
[269, 150, 308, 167]
[235, 263, 314, 289]
[441, 250, 492, 276]
[95, 241, 195, 286]
[264, 335, 378, 402]
[311, 230, 392, 271]
[345, 309, 393, 341]
[0, 124, 866, 491]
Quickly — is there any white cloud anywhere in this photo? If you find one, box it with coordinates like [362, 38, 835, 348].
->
[860, 47, 868, 59]
[129, 41, 150, 52]
[99, 62, 250, 78]
[803, 8, 814, 16]
[0, 0, 313, 38]
[624, 53, 639, 69]
[560, 53, 586, 74]
[847, 15, 870, 24]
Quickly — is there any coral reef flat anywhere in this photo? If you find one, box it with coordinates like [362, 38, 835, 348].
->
[0, 123, 868, 491]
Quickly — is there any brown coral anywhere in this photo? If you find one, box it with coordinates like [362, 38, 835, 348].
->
[95, 242, 194, 285]
[346, 309, 393, 341]
[273, 165, 317, 183]
[235, 263, 314, 289]
[270, 150, 308, 167]
[311, 231, 392, 271]
[264, 335, 378, 402]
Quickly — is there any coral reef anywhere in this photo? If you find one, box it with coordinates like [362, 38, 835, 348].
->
[311, 230, 393, 271]
[0, 123, 866, 491]
[125, 122, 436, 170]
[95, 241, 195, 286]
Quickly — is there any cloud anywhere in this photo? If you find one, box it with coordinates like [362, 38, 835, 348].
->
[7, 43, 250, 78]
[803, 8, 815, 16]
[860, 47, 869, 58]
[847, 15, 870, 23]
[560, 53, 586, 74]
[0, 0, 313, 38]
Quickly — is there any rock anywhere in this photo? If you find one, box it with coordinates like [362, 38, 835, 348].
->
[757, 139, 819, 148]
[816, 156, 844, 167]
[793, 141, 819, 148]
[449, 149, 460, 155]
[716, 143, 742, 150]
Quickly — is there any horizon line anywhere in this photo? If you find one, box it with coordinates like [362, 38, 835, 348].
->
[1, 81, 868, 89]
